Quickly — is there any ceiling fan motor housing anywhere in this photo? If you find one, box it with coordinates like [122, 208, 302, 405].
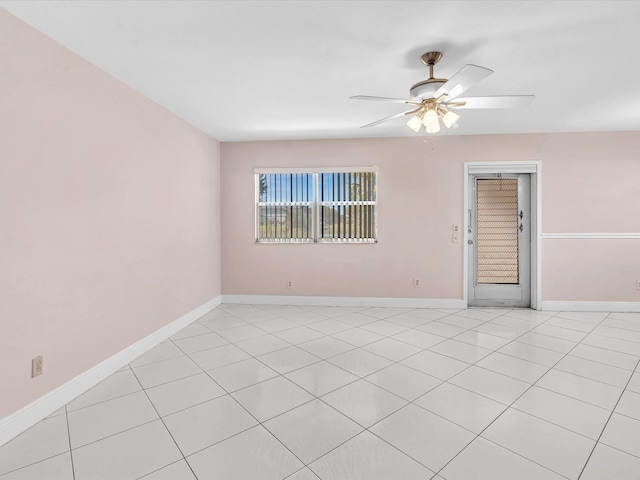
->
[410, 78, 446, 100]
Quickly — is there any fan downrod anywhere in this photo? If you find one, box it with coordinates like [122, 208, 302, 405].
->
[421, 51, 443, 80]
[410, 51, 446, 98]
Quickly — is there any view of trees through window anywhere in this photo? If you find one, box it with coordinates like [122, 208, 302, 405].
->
[257, 170, 377, 243]
[319, 172, 376, 241]
[258, 173, 313, 241]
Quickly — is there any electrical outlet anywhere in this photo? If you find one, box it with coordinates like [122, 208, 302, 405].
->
[452, 224, 460, 234]
[32, 356, 43, 378]
[287, 280, 293, 289]
[413, 278, 420, 288]
[637, 280, 640, 290]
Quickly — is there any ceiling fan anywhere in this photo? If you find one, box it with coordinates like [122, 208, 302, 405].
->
[351, 51, 534, 133]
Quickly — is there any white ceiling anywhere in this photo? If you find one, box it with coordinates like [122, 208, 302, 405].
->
[2, 0, 640, 141]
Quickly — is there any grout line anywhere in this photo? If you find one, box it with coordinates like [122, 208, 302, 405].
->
[104, 312, 353, 464]
[135, 459, 188, 480]
[586, 442, 640, 462]
[0, 452, 73, 479]
[196, 305, 635, 479]
[398, 324, 564, 475]
[65, 388, 147, 415]
[168, 330, 313, 474]
[331, 311, 545, 476]
[506, 395, 609, 441]
[540, 364, 629, 390]
[283, 466, 322, 479]
[428, 310, 612, 479]
[171, 307, 449, 474]
[64, 405, 76, 480]
[131, 349, 204, 369]
[66, 418, 159, 452]
[199, 384, 312, 472]
[6, 305, 636, 480]
[133, 369, 204, 391]
[588, 321, 640, 335]
[577, 355, 640, 479]
[127, 365, 200, 480]
[571, 340, 640, 360]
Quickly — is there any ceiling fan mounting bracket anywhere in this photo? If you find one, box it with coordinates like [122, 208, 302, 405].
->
[420, 51, 442, 66]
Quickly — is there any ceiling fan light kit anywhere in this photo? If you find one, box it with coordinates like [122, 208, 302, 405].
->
[351, 51, 534, 134]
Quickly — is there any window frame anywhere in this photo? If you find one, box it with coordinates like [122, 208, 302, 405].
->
[254, 166, 378, 244]
[256, 172, 315, 243]
[317, 171, 377, 243]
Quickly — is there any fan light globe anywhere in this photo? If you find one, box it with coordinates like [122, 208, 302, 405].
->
[406, 115, 423, 132]
[442, 110, 460, 128]
[422, 109, 438, 126]
[425, 122, 440, 134]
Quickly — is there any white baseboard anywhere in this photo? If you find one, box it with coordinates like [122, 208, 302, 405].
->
[540, 301, 640, 312]
[0, 296, 221, 448]
[221, 294, 466, 309]
[223, 295, 640, 312]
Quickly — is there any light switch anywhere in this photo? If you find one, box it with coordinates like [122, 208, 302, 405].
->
[452, 233, 459, 243]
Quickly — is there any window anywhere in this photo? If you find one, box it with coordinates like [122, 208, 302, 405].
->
[257, 173, 314, 243]
[319, 172, 376, 242]
[256, 168, 377, 243]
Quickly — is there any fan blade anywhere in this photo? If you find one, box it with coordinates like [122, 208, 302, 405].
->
[446, 95, 535, 109]
[434, 64, 493, 100]
[360, 110, 415, 128]
[351, 95, 422, 105]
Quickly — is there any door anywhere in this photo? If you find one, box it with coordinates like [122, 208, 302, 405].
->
[468, 173, 530, 307]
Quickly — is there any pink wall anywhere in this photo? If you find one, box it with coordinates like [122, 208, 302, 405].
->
[221, 132, 640, 304]
[221, 134, 540, 299]
[540, 132, 640, 301]
[542, 240, 639, 302]
[540, 132, 640, 233]
[0, 11, 220, 418]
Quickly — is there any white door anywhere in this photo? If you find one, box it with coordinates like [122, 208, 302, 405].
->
[468, 173, 531, 307]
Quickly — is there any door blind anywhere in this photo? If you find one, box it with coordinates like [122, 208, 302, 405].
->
[476, 178, 519, 284]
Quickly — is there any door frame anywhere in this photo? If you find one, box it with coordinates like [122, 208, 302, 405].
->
[463, 161, 542, 310]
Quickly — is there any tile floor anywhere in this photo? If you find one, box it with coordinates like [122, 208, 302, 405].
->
[1, 305, 640, 479]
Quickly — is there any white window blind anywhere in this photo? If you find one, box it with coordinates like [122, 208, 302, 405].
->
[257, 173, 314, 243]
[319, 172, 376, 242]
[256, 169, 377, 243]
